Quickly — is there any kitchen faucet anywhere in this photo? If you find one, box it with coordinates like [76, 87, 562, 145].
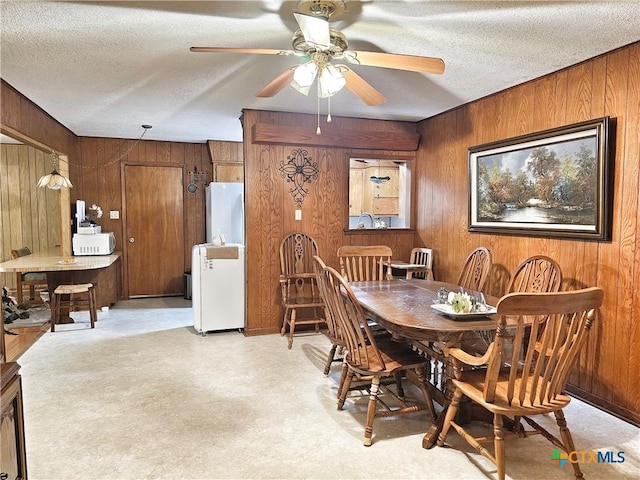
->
[357, 212, 374, 229]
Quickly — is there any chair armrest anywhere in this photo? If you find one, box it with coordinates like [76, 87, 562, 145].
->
[444, 344, 495, 367]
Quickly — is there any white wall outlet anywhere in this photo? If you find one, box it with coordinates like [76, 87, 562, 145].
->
[109, 210, 120, 219]
[295, 209, 302, 221]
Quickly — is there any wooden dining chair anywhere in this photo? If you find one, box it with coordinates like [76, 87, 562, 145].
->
[337, 245, 393, 282]
[456, 246, 492, 292]
[508, 255, 562, 293]
[314, 255, 393, 385]
[406, 247, 434, 280]
[317, 264, 437, 446]
[436, 287, 604, 480]
[473, 254, 564, 360]
[279, 233, 326, 349]
[313, 255, 345, 376]
[11, 247, 48, 305]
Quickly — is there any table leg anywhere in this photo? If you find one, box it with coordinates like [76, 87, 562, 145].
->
[422, 408, 446, 449]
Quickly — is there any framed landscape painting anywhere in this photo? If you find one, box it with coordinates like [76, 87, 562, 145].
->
[468, 117, 613, 240]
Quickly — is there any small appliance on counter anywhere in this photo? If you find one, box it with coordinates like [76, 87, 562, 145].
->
[73, 232, 115, 256]
[72, 199, 116, 255]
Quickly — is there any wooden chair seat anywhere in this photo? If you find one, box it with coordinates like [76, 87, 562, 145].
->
[353, 337, 430, 375]
[54, 283, 93, 295]
[51, 283, 97, 332]
[454, 370, 572, 415]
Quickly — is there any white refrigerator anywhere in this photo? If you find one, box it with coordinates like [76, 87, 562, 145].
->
[192, 243, 245, 334]
[206, 182, 244, 244]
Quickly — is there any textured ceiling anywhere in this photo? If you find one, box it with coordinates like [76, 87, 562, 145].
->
[1, 1, 639, 144]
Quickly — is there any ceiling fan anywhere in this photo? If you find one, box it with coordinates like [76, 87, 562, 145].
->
[190, 0, 445, 107]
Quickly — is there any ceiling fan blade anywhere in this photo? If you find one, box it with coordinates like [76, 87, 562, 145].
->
[190, 46, 295, 56]
[344, 50, 445, 74]
[338, 66, 386, 106]
[293, 12, 330, 48]
[256, 69, 295, 98]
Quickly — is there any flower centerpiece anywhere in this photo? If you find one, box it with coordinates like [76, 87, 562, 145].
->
[447, 291, 473, 313]
[81, 204, 103, 226]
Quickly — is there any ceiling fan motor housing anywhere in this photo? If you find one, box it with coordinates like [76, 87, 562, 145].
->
[297, 0, 346, 20]
[292, 28, 348, 56]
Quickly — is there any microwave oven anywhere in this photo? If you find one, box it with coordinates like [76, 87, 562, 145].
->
[72, 232, 116, 256]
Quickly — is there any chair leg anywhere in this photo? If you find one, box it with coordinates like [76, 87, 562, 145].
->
[16, 281, 24, 305]
[494, 413, 505, 480]
[315, 307, 322, 332]
[287, 308, 296, 349]
[50, 293, 58, 332]
[554, 409, 584, 479]
[88, 287, 97, 328]
[393, 371, 405, 398]
[363, 377, 381, 446]
[324, 343, 338, 376]
[436, 388, 463, 446]
[280, 307, 290, 336]
[338, 367, 354, 408]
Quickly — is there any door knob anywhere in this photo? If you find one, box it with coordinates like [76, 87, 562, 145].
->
[129, 237, 135, 243]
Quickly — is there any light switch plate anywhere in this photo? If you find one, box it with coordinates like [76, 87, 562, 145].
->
[295, 209, 302, 220]
[109, 210, 120, 219]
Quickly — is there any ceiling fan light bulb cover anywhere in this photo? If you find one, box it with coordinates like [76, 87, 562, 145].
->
[290, 80, 312, 96]
[292, 61, 317, 87]
[318, 64, 346, 97]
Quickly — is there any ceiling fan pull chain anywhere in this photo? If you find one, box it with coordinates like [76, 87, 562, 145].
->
[316, 81, 322, 135]
[327, 95, 332, 123]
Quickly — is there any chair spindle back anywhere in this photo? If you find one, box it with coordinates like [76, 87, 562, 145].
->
[508, 255, 562, 293]
[317, 265, 386, 371]
[337, 245, 393, 282]
[485, 288, 603, 406]
[457, 247, 492, 292]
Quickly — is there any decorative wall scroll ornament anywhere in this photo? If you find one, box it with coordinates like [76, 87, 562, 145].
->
[279, 148, 318, 207]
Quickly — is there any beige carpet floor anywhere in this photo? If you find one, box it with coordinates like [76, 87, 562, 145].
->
[17, 297, 639, 480]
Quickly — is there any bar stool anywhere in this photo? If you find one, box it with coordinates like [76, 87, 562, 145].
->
[50, 283, 97, 332]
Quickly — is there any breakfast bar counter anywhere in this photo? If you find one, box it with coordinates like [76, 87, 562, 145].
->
[0, 250, 123, 312]
[0, 250, 121, 273]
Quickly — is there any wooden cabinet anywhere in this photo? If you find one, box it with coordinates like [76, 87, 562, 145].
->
[349, 169, 364, 216]
[1, 361, 27, 480]
[215, 163, 243, 182]
[209, 140, 244, 183]
[360, 166, 400, 216]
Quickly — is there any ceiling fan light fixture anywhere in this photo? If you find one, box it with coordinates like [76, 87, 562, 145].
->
[318, 63, 346, 97]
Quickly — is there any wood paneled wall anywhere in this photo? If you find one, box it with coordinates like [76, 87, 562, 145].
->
[1, 80, 78, 259]
[242, 109, 419, 336]
[0, 145, 61, 288]
[75, 137, 210, 285]
[415, 42, 639, 423]
[1, 81, 77, 159]
[3, 41, 638, 423]
[1, 80, 211, 297]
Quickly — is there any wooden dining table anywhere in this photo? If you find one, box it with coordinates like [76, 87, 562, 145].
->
[348, 278, 501, 448]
